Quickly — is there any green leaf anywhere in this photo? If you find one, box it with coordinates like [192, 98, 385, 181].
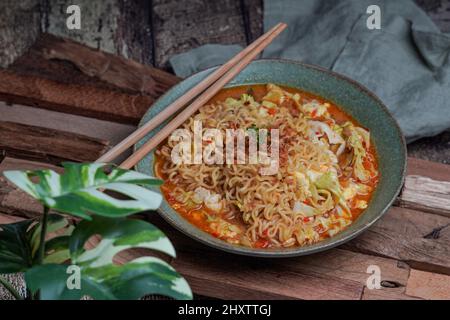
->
[26, 217, 192, 300]
[43, 236, 71, 264]
[70, 216, 176, 266]
[84, 257, 192, 300]
[30, 214, 69, 257]
[26, 258, 192, 300]
[3, 162, 163, 220]
[0, 214, 73, 273]
[0, 219, 34, 273]
[25, 264, 116, 300]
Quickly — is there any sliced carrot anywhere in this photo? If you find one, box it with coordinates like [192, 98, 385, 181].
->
[362, 157, 372, 170]
[255, 239, 269, 248]
[268, 108, 277, 115]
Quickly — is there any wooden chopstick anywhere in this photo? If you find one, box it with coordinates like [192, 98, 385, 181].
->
[118, 23, 287, 169]
[96, 23, 286, 164]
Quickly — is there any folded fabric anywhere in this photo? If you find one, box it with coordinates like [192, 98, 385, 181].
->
[169, 0, 450, 142]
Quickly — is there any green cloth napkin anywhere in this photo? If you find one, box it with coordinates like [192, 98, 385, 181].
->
[170, 0, 450, 142]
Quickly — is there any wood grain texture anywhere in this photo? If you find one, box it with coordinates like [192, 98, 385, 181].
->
[399, 175, 450, 217]
[152, 0, 248, 69]
[39, 34, 179, 96]
[0, 34, 179, 124]
[0, 69, 153, 124]
[362, 286, 421, 300]
[407, 157, 450, 181]
[0, 0, 40, 68]
[0, 121, 109, 164]
[0, 102, 135, 146]
[241, 0, 264, 43]
[174, 250, 364, 300]
[0, 157, 62, 173]
[0, 212, 23, 224]
[40, 0, 154, 65]
[343, 206, 450, 275]
[406, 269, 450, 299]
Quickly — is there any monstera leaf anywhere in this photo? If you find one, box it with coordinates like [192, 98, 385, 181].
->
[0, 219, 34, 273]
[0, 215, 71, 273]
[3, 162, 163, 220]
[25, 216, 192, 300]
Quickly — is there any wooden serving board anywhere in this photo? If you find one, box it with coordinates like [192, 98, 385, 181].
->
[1, 35, 449, 300]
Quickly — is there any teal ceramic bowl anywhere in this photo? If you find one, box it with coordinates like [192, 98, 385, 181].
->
[135, 59, 406, 258]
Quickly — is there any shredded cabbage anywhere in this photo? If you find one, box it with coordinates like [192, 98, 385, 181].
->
[314, 171, 350, 214]
[302, 100, 329, 117]
[354, 200, 368, 209]
[343, 181, 372, 200]
[263, 84, 291, 104]
[309, 120, 346, 155]
[225, 93, 259, 108]
[262, 100, 278, 109]
[293, 201, 317, 217]
[345, 123, 372, 182]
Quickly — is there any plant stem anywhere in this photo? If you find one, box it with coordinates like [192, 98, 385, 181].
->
[37, 206, 50, 265]
[0, 276, 23, 300]
[35, 206, 50, 300]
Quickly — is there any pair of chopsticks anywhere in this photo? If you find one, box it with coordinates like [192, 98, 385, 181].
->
[96, 22, 287, 169]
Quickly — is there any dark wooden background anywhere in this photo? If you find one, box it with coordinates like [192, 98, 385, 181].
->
[1, 0, 449, 163]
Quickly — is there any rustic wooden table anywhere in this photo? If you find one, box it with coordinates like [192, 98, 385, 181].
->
[0, 0, 449, 300]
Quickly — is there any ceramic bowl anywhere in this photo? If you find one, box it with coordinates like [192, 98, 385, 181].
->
[135, 59, 407, 257]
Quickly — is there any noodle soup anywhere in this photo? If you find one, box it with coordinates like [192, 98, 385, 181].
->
[155, 84, 379, 249]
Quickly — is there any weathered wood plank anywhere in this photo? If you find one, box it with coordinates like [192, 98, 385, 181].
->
[0, 0, 40, 68]
[0, 102, 135, 146]
[242, 0, 264, 43]
[0, 157, 62, 173]
[0, 34, 179, 124]
[399, 175, 450, 217]
[115, 0, 154, 65]
[0, 121, 109, 163]
[406, 269, 450, 300]
[171, 241, 363, 300]
[152, 0, 248, 69]
[39, 34, 178, 96]
[343, 206, 450, 275]
[0, 212, 23, 225]
[407, 157, 450, 181]
[0, 69, 152, 125]
[40, 0, 154, 65]
[0, 182, 43, 219]
[362, 286, 421, 300]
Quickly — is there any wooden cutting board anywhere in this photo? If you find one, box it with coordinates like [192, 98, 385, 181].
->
[1, 34, 449, 300]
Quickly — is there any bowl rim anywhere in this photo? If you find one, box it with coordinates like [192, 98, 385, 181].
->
[135, 58, 407, 258]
